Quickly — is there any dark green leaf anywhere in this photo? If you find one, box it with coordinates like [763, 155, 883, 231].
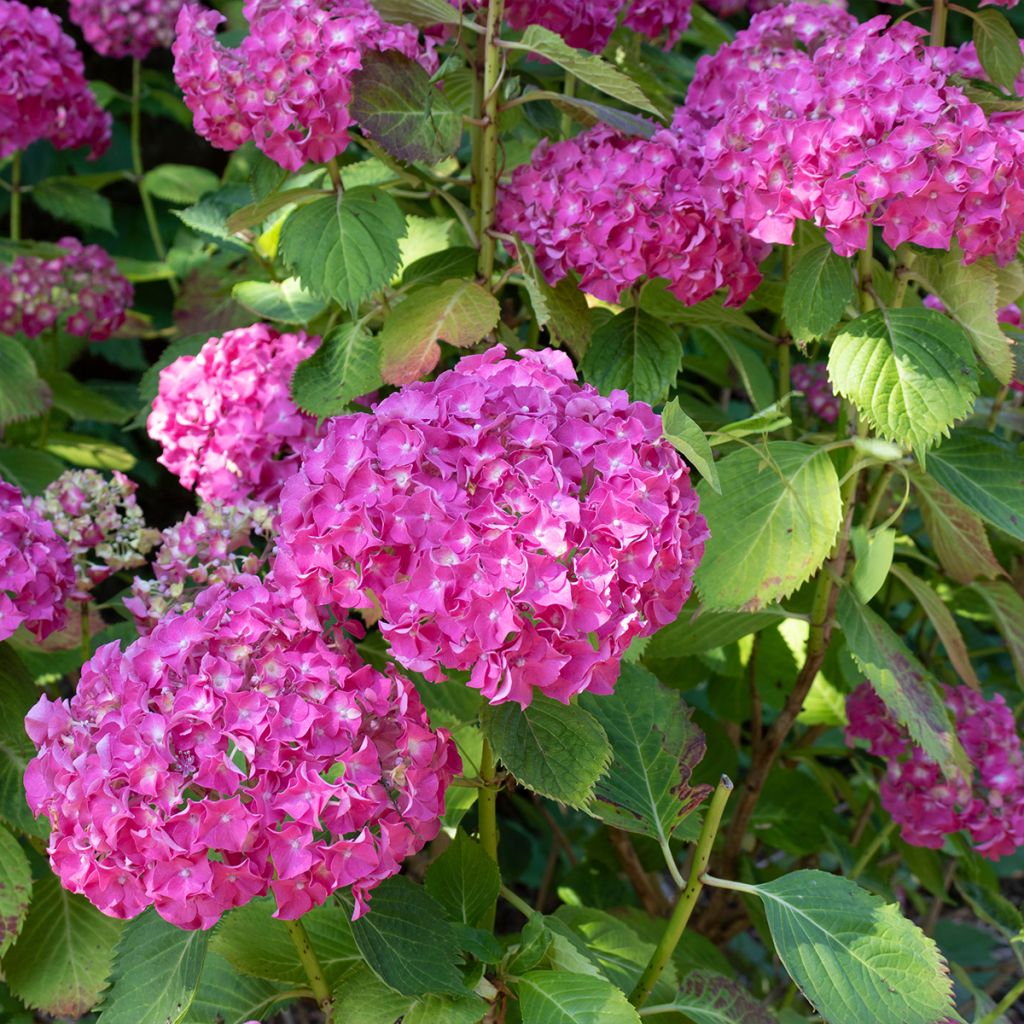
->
[0, 448, 66, 494]
[181, 952, 295, 1024]
[144, 165, 220, 205]
[783, 244, 854, 340]
[645, 609, 781, 661]
[402, 247, 479, 289]
[0, 826, 31, 957]
[970, 580, 1024, 686]
[0, 338, 49, 428]
[516, 239, 592, 360]
[425, 830, 500, 928]
[32, 179, 114, 232]
[291, 322, 382, 418]
[0, 646, 49, 836]
[45, 371, 131, 424]
[656, 970, 776, 1024]
[971, 8, 1024, 92]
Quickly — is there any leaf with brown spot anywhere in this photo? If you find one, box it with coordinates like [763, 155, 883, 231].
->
[970, 580, 1024, 688]
[0, 825, 31, 957]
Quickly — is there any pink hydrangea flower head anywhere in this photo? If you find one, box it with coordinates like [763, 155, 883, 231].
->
[503, 0, 620, 53]
[173, 0, 432, 171]
[0, 238, 132, 342]
[68, 0, 184, 59]
[274, 345, 709, 706]
[0, 482, 75, 642]
[845, 682, 1024, 858]
[0, 0, 111, 159]
[125, 501, 274, 632]
[25, 575, 460, 928]
[147, 325, 325, 505]
[623, 0, 693, 49]
[41, 470, 159, 594]
[790, 362, 840, 425]
[498, 122, 767, 307]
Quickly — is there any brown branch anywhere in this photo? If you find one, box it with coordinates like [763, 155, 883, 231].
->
[608, 828, 671, 917]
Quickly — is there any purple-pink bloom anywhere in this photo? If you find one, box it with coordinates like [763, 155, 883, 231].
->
[69, 0, 184, 59]
[274, 345, 708, 706]
[790, 362, 840, 425]
[25, 575, 460, 928]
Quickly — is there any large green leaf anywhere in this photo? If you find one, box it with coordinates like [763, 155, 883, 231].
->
[970, 7, 1024, 92]
[971, 580, 1024, 686]
[181, 952, 296, 1024]
[350, 876, 465, 997]
[32, 179, 114, 232]
[425, 829, 500, 928]
[351, 50, 461, 164]
[645, 608, 781, 661]
[581, 664, 708, 845]
[828, 308, 978, 450]
[43, 433, 136, 471]
[372, 0, 465, 26]
[641, 280, 769, 338]
[378, 278, 500, 385]
[0, 338, 49, 429]
[0, 647, 48, 836]
[232, 278, 326, 325]
[516, 239, 591, 359]
[332, 965, 485, 1024]
[97, 911, 208, 1024]
[45, 371, 131, 424]
[749, 870, 958, 1024]
[144, 164, 219, 205]
[0, 826, 30, 957]
[280, 187, 406, 311]
[581, 308, 681, 406]
[291, 322, 382, 418]
[517, 970, 641, 1024]
[481, 695, 611, 810]
[3, 874, 122, 1019]
[662, 399, 720, 493]
[926, 429, 1024, 541]
[783, 244, 854, 340]
[694, 442, 842, 612]
[837, 588, 969, 777]
[651, 970, 775, 1024]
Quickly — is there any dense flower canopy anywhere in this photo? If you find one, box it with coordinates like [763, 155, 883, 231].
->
[69, 0, 184, 59]
[274, 346, 708, 706]
[25, 576, 460, 928]
[148, 325, 324, 505]
[497, 122, 767, 306]
[0, 237, 133, 342]
[0, 482, 75, 643]
[846, 683, 1024, 858]
[0, 0, 111, 160]
[173, 0, 430, 171]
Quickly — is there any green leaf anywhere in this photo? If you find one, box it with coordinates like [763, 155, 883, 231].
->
[0, 338, 49, 428]
[506, 26, 659, 116]
[32, 179, 114, 232]
[174, 185, 252, 245]
[333, 963, 414, 1024]
[425, 830, 500, 928]
[955, 878, 1024, 942]
[850, 526, 895, 604]
[402, 246, 479, 289]
[182, 952, 295, 1024]
[970, 580, 1024, 687]
[704, 328, 776, 410]
[783, 244, 854, 340]
[970, 8, 1024, 92]
[581, 308, 681, 406]
[232, 278, 326, 325]
[43, 432, 136, 471]
[404, 993, 487, 1024]
[890, 564, 980, 690]
[0, 646, 50, 836]
[2, 874, 122, 1019]
[0, 826, 31, 957]
[225, 186, 330, 234]
[657, 970, 776, 1024]
[371, 0, 466, 26]
[291, 322, 382, 417]
[581, 663, 709, 845]
[694, 442, 843, 612]
[713, 405, 792, 443]
[910, 249, 1014, 384]
[144, 165, 220, 205]
[350, 876, 466, 997]
[837, 588, 969, 777]
[548, 93, 657, 138]
[926, 429, 1024, 541]
[0, 447, 65, 494]
[516, 239, 592, 360]
[912, 472, 1005, 584]
[379, 278, 500, 385]
[641, 280, 770, 339]
[645, 609, 781, 660]
[351, 50, 461, 164]
[45, 371, 131, 424]
[828, 308, 978, 451]
[748, 870, 957, 1024]
[280, 187, 407, 311]
[517, 970, 641, 1024]
[481, 695, 611, 810]
[97, 911, 208, 1024]
[662, 399, 720, 493]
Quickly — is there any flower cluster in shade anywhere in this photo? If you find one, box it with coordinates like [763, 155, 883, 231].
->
[148, 325, 325, 506]
[24, 576, 460, 928]
[791, 362, 840, 425]
[274, 346, 708, 707]
[173, 0, 432, 171]
[0, 482, 75, 643]
[0, 238, 133, 342]
[700, 0, 847, 27]
[497, 122, 768, 307]
[691, 9, 1024, 263]
[0, 0, 111, 160]
[69, 0, 184, 59]
[125, 501, 273, 633]
[40, 470, 159, 594]
[846, 682, 1024, 859]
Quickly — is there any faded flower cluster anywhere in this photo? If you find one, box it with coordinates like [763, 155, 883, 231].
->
[69, 0, 184, 59]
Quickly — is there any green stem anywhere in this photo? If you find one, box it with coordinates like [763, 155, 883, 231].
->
[476, 0, 506, 284]
[700, 874, 758, 896]
[131, 59, 172, 277]
[326, 157, 342, 192]
[777, 340, 792, 437]
[629, 776, 734, 1008]
[284, 917, 334, 1023]
[861, 465, 894, 531]
[9, 150, 21, 242]
[478, 734, 499, 928]
[930, 0, 948, 46]
[560, 72, 577, 138]
[848, 819, 896, 881]
[499, 883, 533, 918]
[978, 976, 1024, 1024]
[858, 224, 874, 312]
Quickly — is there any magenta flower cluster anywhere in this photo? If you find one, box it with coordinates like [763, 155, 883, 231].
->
[497, 123, 768, 307]
[0, 0, 111, 160]
[0, 238, 133, 342]
[274, 346, 708, 706]
[846, 682, 1024, 859]
[696, 11, 1024, 262]
[25, 576, 460, 928]
[148, 325, 324, 505]
[69, 0, 183, 60]
[0, 482, 75, 643]
[790, 362, 840, 425]
[173, 0, 429, 172]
